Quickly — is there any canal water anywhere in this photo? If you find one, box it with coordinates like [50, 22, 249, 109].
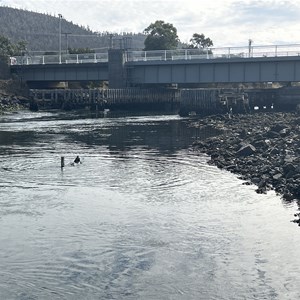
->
[0, 110, 299, 300]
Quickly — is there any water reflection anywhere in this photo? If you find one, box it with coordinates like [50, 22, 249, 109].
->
[0, 111, 221, 155]
[65, 118, 220, 154]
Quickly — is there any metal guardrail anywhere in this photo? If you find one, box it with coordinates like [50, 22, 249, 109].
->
[10, 44, 300, 66]
[126, 44, 300, 62]
[10, 52, 108, 65]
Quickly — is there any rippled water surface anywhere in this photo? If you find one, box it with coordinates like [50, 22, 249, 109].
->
[0, 110, 300, 300]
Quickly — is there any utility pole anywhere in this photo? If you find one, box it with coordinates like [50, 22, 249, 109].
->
[63, 32, 72, 54]
[109, 33, 114, 49]
[58, 14, 62, 63]
[248, 39, 253, 58]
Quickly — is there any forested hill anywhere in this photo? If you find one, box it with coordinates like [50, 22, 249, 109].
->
[0, 6, 146, 52]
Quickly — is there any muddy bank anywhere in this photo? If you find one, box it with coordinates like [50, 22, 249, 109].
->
[192, 112, 300, 225]
[0, 80, 29, 114]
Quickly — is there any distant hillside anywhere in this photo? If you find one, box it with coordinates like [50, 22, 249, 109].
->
[0, 6, 146, 53]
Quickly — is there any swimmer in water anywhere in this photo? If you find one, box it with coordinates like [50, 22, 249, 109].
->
[74, 155, 81, 164]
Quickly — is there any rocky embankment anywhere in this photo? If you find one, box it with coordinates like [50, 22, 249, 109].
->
[0, 80, 29, 114]
[192, 112, 300, 225]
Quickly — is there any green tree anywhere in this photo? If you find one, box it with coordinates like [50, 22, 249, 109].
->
[13, 40, 27, 56]
[0, 35, 27, 56]
[189, 33, 213, 49]
[143, 20, 179, 50]
[0, 35, 14, 56]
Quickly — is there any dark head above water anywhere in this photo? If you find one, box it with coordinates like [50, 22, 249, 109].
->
[74, 156, 80, 164]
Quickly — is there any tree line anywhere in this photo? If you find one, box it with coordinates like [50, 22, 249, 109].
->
[0, 6, 214, 57]
[0, 6, 146, 52]
[144, 20, 213, 51]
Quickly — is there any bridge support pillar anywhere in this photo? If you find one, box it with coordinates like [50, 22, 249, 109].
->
[108, 49, 127, 88]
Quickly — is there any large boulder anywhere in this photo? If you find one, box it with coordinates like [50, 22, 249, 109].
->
[236, 144, 256, 156]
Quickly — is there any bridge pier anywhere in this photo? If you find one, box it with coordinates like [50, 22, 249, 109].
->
[108, 49, 127, 88]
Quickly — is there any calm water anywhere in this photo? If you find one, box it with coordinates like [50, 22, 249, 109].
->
[0, 110, 299, 300]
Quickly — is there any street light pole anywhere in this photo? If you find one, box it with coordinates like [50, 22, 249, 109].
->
[58, 14, 62, 63]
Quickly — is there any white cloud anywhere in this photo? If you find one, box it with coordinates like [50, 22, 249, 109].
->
[1, 0, 300, 47]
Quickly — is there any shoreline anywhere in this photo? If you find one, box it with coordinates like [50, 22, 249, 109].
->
[192, 111, 300, 225]
[0, 97, 28, 114]
[1, 93, 299, 225]
[0, 80, 29, 114]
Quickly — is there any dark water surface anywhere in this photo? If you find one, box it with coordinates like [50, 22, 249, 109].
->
[0, 110, 299, 300]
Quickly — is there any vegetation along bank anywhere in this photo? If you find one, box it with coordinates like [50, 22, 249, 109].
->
[0, 79, 29, 114]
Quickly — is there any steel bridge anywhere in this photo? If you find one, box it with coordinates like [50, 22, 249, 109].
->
[10, 44, 300, 88]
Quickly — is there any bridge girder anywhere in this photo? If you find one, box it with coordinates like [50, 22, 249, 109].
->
[10, 55, 300, 87]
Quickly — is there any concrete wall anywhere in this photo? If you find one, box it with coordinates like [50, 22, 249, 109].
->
[108, 50, 127, 88]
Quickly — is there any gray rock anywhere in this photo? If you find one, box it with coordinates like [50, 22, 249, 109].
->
[269, 147, 281, 155]
[253, 139, 269, 150]
[237, 144, 256, 156]
[283, 162, 296, 173]
[266, 130, 280, 138]
[273, 173, 282, 180]
[271, 123, 289, 132]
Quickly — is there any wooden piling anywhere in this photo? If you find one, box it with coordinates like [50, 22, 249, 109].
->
[61, 156, 65, 168]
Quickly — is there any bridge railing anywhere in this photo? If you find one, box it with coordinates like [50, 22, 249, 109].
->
[127, 44, 300, 62]
[10, 44, 300, 65]
[11, 52, 108, 65]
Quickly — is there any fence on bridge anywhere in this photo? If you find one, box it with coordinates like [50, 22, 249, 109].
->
[11, 43, 300, 66]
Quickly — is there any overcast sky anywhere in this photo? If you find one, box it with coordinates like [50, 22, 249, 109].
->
[1, 0, 300, 47]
